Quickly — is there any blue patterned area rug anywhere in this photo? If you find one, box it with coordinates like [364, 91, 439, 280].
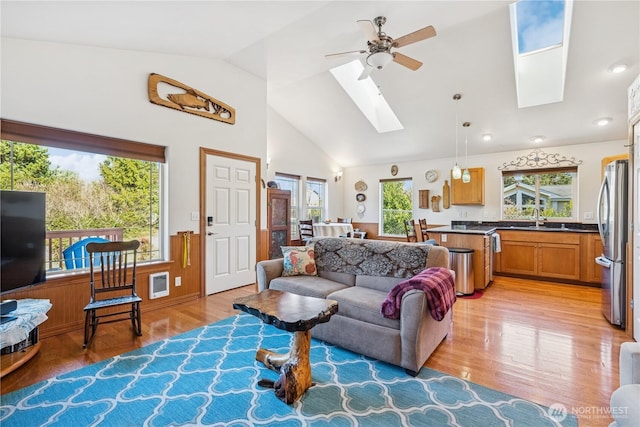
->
[0, 314, 577, 426]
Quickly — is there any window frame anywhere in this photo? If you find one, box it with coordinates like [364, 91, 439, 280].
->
[379, 177, 413, 237]
[501, 166, 578, 221]
[305, 177, 326, 223]
[1, 119, 168, 272]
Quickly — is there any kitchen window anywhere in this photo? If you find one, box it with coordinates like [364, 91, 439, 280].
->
[305, 177, 326, 222]
[502, 167, 577, 220]
[380, 177, 413, 236]
[274, 172, 300, 240]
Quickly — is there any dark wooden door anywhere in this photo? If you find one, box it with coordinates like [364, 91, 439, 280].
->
[267, 188, 291, 259]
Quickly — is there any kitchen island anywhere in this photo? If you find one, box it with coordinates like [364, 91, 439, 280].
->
[428, 225, 495, 290]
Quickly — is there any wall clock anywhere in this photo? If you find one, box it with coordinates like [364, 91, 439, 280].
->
[425, 169, 438, 183]
[391, 165, 398, 176]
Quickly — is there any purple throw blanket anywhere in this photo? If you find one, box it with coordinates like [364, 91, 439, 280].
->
[381, 267, 456, 321]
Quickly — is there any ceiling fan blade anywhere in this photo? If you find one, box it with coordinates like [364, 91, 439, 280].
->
[357, 19, 379, 43]
[358, 64, 374, 80]
[393, 25, 436, 48]
[325, 50, 367, 59]
[392, 52, 423, 71]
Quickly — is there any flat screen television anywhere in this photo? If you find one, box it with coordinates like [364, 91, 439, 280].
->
[1, 190, 47, 295]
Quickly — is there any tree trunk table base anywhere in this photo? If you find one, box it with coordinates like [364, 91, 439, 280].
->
[233, 289, 338, 404]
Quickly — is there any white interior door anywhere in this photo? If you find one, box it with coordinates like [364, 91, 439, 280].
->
[205, 154, 256, 295]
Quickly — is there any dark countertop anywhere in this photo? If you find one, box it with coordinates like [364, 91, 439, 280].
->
[429, 221, 599, 235]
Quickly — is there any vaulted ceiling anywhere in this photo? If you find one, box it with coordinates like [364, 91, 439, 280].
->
[2, 1, 638, 167]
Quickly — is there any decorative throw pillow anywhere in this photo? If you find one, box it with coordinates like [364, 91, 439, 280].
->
[281, 245, 317, 276]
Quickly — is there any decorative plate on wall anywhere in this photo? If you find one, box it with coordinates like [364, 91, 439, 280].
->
[356, 193, 366, 202]
[355, 180, 368, 192]
[391, 165, 398, 176]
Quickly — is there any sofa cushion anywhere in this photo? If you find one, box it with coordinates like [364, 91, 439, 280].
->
[313, 237, 431, 278]
[328, 286, 400, 330]
[318, 270, 356, 286]
[355, 274, 404, 293]
[269, 275, 350, 299]
[281, 245, 317, 276]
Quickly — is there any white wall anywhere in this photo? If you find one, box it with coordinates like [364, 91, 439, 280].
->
[1, 37, 267, 234]
[266, 107, 343, 219]
[344, 139, 627, 226]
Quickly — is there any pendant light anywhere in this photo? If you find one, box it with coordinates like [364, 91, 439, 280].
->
[452, 94, 462, 179]
[462, 121, 471, 183]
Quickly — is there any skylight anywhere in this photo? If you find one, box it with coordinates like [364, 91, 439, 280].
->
[329, 60, 404, 133]
[509, 0, 573, 108]
[516, 0, 565, 54]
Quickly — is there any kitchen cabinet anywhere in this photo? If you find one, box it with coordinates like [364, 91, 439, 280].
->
[429, 232, 492, 289]
[580, 233, 604, 284]
[497, 230, 585, 282]
[267, 188, 291, 259]
[451, 167, 484, 205]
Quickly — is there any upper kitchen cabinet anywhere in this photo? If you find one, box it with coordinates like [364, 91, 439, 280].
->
[451, 167, 485, 205]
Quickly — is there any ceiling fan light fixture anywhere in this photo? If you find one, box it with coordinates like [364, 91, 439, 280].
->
[366, 51, 393, 69]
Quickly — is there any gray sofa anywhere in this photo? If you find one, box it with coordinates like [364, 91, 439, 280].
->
[256, 237, 453, 375]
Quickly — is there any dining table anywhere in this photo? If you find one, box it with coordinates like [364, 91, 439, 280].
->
[312, 222, 354, 237]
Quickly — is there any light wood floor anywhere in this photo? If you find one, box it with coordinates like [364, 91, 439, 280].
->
[0, 276, 631, 426]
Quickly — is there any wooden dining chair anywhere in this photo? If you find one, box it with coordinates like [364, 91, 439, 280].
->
[418, 218, 430, 241]
[298, 219, 314, 244]
[404, 220, 418, 243]
[83, 240, 142, 348]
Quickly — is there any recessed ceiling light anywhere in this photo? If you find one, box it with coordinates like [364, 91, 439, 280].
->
[594, 117, 612, 126]
[608, 63, 628, 74]
[482, 134, 492, 142]
[530, 135, 546, 143]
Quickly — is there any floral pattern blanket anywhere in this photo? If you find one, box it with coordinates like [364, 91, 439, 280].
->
[313, 237, 431, 278]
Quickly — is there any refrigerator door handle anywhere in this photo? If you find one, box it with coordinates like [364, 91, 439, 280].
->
[595, 256, 612, 268]
[596, 176, 608, 245]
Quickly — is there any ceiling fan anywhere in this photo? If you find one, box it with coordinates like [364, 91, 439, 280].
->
[325, 16, 436, 80]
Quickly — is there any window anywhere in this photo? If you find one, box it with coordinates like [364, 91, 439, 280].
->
[274, 173, 300, 241]
[380, 178, 413, 236]
[1, 120, 166, 272]
[502, 167, 577, 220]
[305, 177, 326, 223]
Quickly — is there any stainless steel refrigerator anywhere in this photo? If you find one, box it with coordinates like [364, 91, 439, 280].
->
[596, 159, 628, 327]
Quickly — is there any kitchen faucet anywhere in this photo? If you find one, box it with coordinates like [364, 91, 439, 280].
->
[532, 208, 545, 228]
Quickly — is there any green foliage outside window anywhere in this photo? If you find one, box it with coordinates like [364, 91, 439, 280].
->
[1, 140, 161, 262]
[502, 170, 575, 220]
[381, 180, 412, 235]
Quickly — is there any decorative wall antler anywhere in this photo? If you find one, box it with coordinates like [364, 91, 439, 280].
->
[498, 149, 582, 171]
[148, 73, 235, 125]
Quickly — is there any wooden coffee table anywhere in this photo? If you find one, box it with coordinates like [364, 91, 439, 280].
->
[232, 289, 338, 403]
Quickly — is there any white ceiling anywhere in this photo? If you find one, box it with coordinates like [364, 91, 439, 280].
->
[2, 1, 638, 167]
